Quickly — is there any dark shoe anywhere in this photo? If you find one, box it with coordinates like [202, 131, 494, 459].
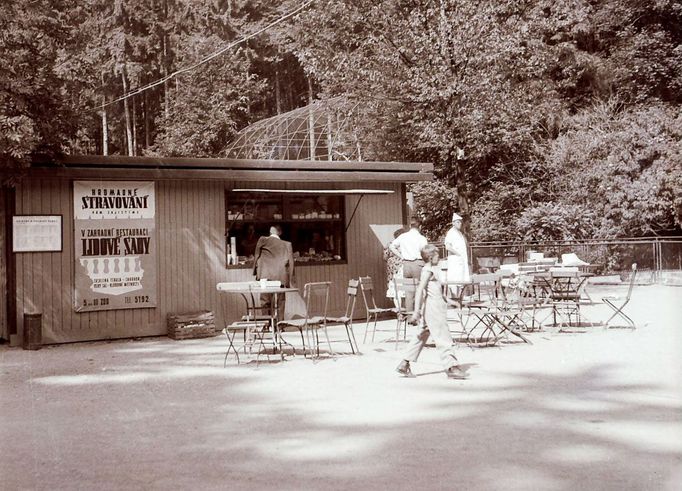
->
[446, 365, 469, 379]
[396, 360, 415, 378]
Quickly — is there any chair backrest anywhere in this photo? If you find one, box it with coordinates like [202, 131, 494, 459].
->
[550, 269, 580, 278]
[527, 251, 544, 262]
[303, 281, 331, 319]
[538, 258, 558, 267]
[500, 273, 534, 304]
[393, 277, 419, 310]
[476, 256, 500, 273]
[216, 281, 262, 319]
[358, 276, 378, 311]
[518, 262, 539, 273]
[343, 279, 360, 318]
[470, 273, 500, 302]
[548, 269, 582, 299]
[624, 263, 638, 300]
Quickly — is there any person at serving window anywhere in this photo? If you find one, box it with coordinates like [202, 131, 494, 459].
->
[444, 212, 470, 296]
[253, 225, 295, 319]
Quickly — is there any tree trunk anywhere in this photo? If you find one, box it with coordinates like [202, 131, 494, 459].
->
[245, 44, 251, 117]
[452, 162, 472, 237]
[101, 108, 109, 156]
[144, 90, 150, 148]
[162, 0, 169, 119]
[121, 70, 134, 157]
[100, 72, 108, 155]
[132, 96, 137, 156]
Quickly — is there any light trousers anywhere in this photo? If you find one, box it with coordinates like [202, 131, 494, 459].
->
[402, 324, 458, 370]
[402, 260, 424, 311]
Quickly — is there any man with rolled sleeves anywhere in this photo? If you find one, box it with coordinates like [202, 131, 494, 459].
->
[389, 217, 428, 312]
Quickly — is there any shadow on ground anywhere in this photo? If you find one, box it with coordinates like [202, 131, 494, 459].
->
[1, 284, 680, 490]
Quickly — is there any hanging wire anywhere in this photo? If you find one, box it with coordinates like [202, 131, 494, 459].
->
[92, 0, 316, 111]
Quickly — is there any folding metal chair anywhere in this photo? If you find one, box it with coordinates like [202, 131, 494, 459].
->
[547, 269, 584, 330]
[491, 274, 535, 344]
[602, 263, 637, 329]
[392, 277, 419, 349]
[325, 279, 361, 354]
[460, 273, 506, 346]
[277, 281, 333, 358]
[222, 319, 272, 366]
[217, 282, 274, 366]
[359, 276, 397, 343]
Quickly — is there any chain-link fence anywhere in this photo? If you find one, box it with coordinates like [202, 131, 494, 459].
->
[435, 237, 682, 282]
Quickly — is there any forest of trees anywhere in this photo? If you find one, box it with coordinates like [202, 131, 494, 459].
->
[1, 0, 680, 241]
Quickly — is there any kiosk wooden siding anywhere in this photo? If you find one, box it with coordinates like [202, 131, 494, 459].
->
[0, 187, 7, 339]
[5, 156, 430, 345]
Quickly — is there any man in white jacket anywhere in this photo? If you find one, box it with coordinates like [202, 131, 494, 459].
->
[444, 213, 470, 295]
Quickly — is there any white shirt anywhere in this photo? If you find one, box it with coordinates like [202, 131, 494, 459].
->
[390, 228, 428, 261]
[444, 226, 470, 282]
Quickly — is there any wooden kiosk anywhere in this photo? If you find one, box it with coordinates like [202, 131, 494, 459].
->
[0, 155, 432, 345]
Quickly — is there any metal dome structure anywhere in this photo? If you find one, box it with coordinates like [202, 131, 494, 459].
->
[223, 96, 368, 161]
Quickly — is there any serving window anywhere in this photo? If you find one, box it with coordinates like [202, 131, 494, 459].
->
[225, 191, 346, 267]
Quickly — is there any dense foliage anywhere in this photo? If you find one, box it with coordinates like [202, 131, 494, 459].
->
[1, 0, 680, 239]
[0, 0, 77, 179]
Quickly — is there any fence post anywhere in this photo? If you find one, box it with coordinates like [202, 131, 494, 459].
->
[656, 239, 663, 283]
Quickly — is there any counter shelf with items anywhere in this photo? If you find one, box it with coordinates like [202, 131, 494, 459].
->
[225, 191, 346, 268]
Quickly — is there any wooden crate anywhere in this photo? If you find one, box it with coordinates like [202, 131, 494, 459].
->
[167, 311, 217, 340]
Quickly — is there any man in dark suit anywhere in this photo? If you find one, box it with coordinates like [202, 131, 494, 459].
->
[253, 225, 295, 319]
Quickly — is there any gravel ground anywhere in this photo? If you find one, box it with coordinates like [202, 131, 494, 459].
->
[1, 284, 681, 490]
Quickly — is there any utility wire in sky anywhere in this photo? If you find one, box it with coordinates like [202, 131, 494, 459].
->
[93, 0, 315, 111]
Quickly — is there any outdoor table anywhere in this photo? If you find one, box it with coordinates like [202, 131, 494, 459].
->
[444, 278, 532, 345]
[529, 271, 601, 329]
[217, 282, 299, 357]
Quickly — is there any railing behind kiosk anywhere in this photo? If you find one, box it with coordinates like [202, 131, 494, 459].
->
[437, 237, 682, 283]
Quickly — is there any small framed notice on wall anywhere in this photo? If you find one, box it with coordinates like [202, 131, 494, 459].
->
[12, 215, 63, 252]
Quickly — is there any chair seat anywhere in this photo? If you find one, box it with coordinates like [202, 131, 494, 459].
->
[277, 316, 326, 328]
[241, 314, 272, 321]
[326, 315, 350, 324]
[551, 294, 581, 301]
[225, 321, 270, 332]
[368, 306, 395, 314]
[465, 300, 493, 308]
[514, 297, 544, 307]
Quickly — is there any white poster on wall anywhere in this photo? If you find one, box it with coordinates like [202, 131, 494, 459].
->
[73, 181, 157, 312]
[12, 215, 62, 252]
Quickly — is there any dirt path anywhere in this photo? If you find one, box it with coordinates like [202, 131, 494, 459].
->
[1, 285, 680, 490]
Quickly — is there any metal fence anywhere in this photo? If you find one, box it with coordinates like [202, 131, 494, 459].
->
[436, 237, 682, 281]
